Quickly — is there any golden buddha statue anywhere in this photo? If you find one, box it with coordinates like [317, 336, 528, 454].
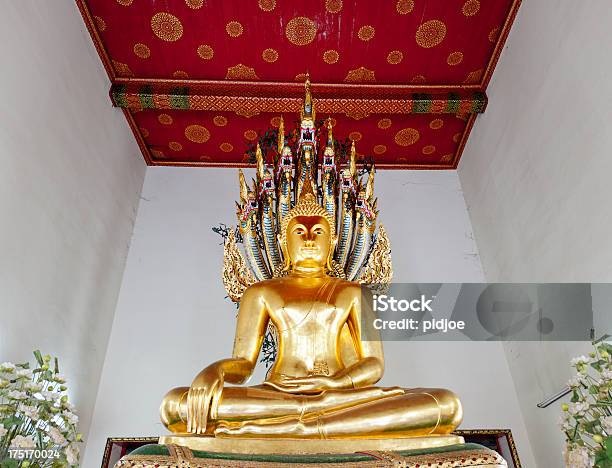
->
[159, 76, 463, 453]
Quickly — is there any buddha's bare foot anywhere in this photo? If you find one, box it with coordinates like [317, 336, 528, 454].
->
[215, 417, 317, 438]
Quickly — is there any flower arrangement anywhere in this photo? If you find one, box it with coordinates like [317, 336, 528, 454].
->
[561, 341, 612, 467]
[0, 351, 82, 467]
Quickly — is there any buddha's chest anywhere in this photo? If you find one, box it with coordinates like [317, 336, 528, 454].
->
[270, 299, 346, 333]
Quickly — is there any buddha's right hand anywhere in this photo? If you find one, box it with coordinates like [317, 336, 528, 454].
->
[187, 363, 224, 434]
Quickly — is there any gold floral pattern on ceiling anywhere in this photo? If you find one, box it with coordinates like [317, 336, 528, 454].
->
[323, 50, 339, 64]
[197, 44, 214, 60]
[262, 48, 279, 63]
[285, 17, 317, 46]
[344, 66, 376, 83]
[325, 0, 343, 14]
[394, 128, 420, 146]
[226, 21, 243, 38]
[151, 12, 183, 42]
[184, 125, 210, 143]
[258, 0, 276, 12]
[225, 64, 259, 80]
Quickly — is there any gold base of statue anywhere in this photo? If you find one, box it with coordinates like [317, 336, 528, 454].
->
[158, 434, 464, 455]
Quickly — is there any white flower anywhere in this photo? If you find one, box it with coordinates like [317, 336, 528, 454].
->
[41, 390, 60, 402]
[53, 374, 66, 384]
[558, 416, 572, 431]
[602, 369, 612, 381]
[18, 404, 40, 421]
[11, 435, 36, 448]
[24, 382, 42, 392]
[65, 443, 79, 465]
[569, 402, 590, 415]
[0, 425, 7, 438]
[566, 446, 593, 468]
[48, 425, 68, 447]
[567, 375, 583, 388]
[62, 410, 78, 425]
[15, 368, 33, 379]
[571, 356, 590, 367]
[7, 390, 28, 400]
[0, 362, 16, 372]
[603, 416, 612, 433]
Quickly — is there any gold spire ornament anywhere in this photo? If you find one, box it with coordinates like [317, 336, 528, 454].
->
[159, 77, 463, 454]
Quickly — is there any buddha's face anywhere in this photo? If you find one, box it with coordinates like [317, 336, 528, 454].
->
[286, 215, 331, 269]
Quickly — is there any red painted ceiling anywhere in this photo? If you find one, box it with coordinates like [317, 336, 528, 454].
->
[77, 0, 520, 168]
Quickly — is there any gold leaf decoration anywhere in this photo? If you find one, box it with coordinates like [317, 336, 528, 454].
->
[116, 0, 133, 5]
[285, 17, 317, 46]
[213, 116, 228, 127]
[151, 12, 184, 42]
[387, 50, 403, 65]
[464, 68, 483, 84]
[259, 0, 276, 11]
[140, 128, 150, 138]
[185, 0, 204, 8]
[325, 0, 343, 13]
[133, 43, 151, 59]
[411, 74, 427, 83]
[158, 114, 173, 125]
[94, 16, 106, 32]
[262, 48, 279, 63]
[394, 128, 420, 146]
[226, 21, 244, 37]
[462, 0, 480, 17]
[378, 118, 392, 129]
[447, 51, 463, 66]
[173, 70, 189, 79]
[429, 118, 444, 129]
[489, 26, 500, 43]
[222, 229, 256, 302]
[169, 141, 183, 151]
[323, 50, 339, 64]
[244, 130, 258, 141]
[344, 66, 376, 83]
[396, 0, 414, 14]
[225, 64, 259, 80]
[415, 19, 446, 48]
[348, 131, 362, 142]
[358, 25, 375, 41]
[453, 132, 461, 143]
[373, 144, 387, 154]
[440, 153, 454, 163]
[356, 225, 393, 287]
[220, 143, 234, 152]
[197, 44, 214, 60]
[422, 145, 436, 155]
[184, 125, 210, 143]
[112, 60, 133, 77]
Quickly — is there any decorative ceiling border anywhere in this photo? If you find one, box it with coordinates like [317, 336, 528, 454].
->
[111, 84, 487, 116]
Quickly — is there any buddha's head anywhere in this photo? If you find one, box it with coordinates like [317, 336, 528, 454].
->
[280, 191, 336, 273]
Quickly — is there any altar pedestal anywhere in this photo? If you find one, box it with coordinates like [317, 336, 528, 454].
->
[113, 442, 508, 468]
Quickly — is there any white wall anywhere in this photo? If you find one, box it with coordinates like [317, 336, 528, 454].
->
[84, 168, 536, 468]
[458, 2, 612, 466]
[0, 0, 145, 459]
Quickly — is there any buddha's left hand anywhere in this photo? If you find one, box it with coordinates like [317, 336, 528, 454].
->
[267, 374, 349, 394]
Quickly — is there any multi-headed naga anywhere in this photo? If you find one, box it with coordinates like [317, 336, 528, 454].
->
[225, 76, 392, 302]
